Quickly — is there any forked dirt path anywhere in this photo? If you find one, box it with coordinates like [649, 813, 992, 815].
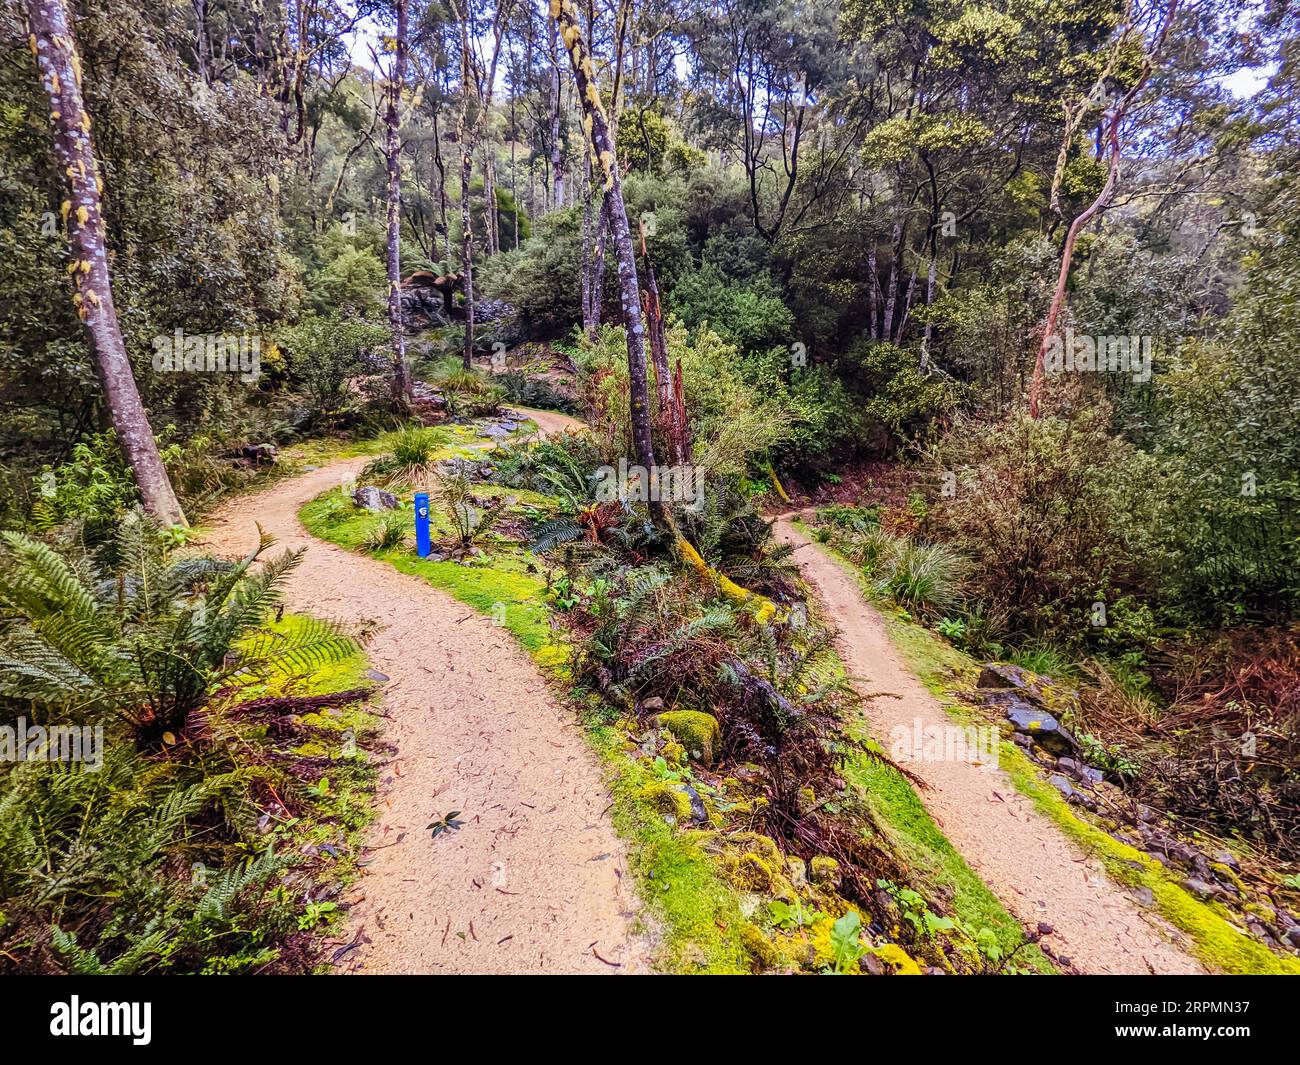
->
[774, 515, 1206, 975]
[201, 408, 639, 974]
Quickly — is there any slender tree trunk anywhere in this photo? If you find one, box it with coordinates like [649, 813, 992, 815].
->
[1029, 0, 1180, 417]
[551, 0, 659, 514]
[28, 0, 186, 526]
[384, 0, 411, 410]
[432, 109, 452, 262]
[549, 20, 565, 209]
[580, 148, 593, 330]
[920, 252, 937, 370]
[881, 216, 903, 342]
[460, 144, 475, 369]
[483, 145, 499, 255]
[867, 246, 879, 340]
[457, 15, 476, 369]
[590, 195, 609, 333]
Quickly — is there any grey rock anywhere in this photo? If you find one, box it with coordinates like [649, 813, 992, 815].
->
[680, 783, 709, 825]
[1211, 849, 1240, 871]
[1080, 766, 1105, 786]
[977, 663, 1029, 690]
[352, 486, 399, 511]
[1056, 756, 1083, 777]
[1005, 701, 1078, 756]
[1181, 877, 1221, 900]
[1047, 773, 1075, 799]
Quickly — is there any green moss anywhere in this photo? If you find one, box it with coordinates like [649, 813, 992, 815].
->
[656, 710, 721, 765]
[809, 856, 840, 887]
[590, 723, 750, 973]
[805, 531, 1300, 977]
[739, 922, 783, 970]
[641, 780, 694, 824]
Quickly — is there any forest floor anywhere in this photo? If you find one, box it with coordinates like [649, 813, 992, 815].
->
[199, 409, 643, 975]
[774, 514, 1205, 974]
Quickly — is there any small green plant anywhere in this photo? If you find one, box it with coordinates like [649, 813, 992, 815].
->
[936, 617, 967, 642]
[769, 897, 824, 932]
[824, 910, 869, 974]
[434, 471, 510, 552]
[362, 425, 447, 489]
[362, 513, 408, 553]
[297, 901, 339, 930]
[427, 811, 465, 840]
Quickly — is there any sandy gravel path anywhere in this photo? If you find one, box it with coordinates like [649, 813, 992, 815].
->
[200, 409, 639, 973]
[774, 515, 1206, 975]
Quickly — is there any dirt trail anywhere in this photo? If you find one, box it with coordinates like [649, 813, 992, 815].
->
[774, 515, 1206, 975]
[201, 408, 639, 974]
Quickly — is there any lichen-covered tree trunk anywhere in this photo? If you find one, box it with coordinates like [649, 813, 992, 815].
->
[459, 140, 476, 370]
[457, 12, 476, 371]
[551, 0, 659, 511]
[384, 0, 411, 410]
[548, 20, 565, 208]
[27, 0, 186, 526]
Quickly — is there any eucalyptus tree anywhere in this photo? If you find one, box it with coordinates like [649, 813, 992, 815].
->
[25, 0, 186, 526]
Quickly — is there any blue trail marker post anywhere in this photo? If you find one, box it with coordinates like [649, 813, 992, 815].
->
[414, 492, 432, 558]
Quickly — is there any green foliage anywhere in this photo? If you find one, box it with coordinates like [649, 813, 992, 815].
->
[0, 513, 354, 745]
[670, 263, 795, 355]
[926, 408, 1170, 644]
[279, 314, 390, 426]
[29, 430, 148, 538]
[307, 239, 386, 319]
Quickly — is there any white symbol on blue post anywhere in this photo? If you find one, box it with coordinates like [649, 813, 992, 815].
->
[415, 492, 432, 557]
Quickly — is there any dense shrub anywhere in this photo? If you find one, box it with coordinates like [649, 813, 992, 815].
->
[670, 263, 795, 355]
[925, 407, 1170, 644]
[278, 314, 390, 426]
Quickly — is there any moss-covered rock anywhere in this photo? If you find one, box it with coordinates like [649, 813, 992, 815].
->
[739, 922, 781, 970]
[641, 781, 694, 824]
[810, 856, 841, 888]
[661, 741, 686, 766]
[656, 710, 721, 765]
[729, 851, 778, 891]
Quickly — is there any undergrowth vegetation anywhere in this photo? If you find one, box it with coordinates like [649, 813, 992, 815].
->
[0, 516, 380, 973]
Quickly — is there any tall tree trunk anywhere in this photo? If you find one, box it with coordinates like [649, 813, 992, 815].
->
[27, 0, 186, 526]
[867, 247, 879, 340]
[432, 109, 452, 262]
[580, 150, 593, 330]
[384, 0, 411, 410]
[1029, 0, 1180, 417]
[457, 14, 476, 369]
[549, 19, 565, 209]
[551, 0, 659, 515]
[483, 145, 499, 255]
[920, 252, 937, 370]
[881, 216, 903, 342]
[590, 195, 609, 333]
